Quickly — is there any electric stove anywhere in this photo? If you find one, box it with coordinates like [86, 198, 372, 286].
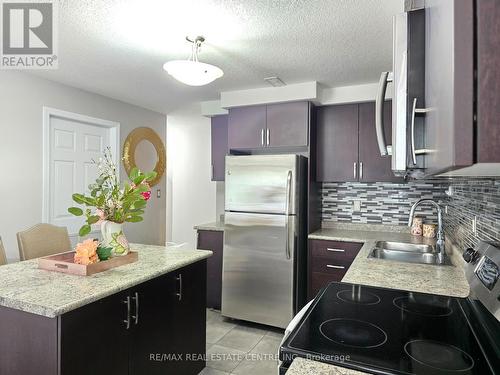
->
[279, 241, 500, 374]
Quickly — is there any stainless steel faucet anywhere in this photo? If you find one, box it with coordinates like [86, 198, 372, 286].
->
[408, 198, 446, 264]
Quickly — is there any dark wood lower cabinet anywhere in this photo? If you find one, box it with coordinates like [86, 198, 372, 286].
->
[308, 239, 363, 299]
[0, 260, 207, 375]
[171, 262, 207, 374]
[197, 230, 224, 310]
[60, 290, 131, 375]
[128, 275, 177, 375]
[129, 261, 206, 375]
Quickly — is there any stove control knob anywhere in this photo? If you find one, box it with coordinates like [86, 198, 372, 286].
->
[463, 248, 477, 263]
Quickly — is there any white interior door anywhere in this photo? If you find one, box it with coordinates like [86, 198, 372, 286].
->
[43, 108, 119, 242]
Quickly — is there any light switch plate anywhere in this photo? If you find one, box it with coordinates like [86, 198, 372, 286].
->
[353, 200, 361, 212]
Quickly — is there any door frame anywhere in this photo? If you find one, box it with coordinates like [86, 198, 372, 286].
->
[42, 107, 120, 229]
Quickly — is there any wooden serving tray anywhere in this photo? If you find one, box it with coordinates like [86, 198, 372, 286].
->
[38, 251, 138, 276]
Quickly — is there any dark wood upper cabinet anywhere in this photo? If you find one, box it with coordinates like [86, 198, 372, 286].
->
[227, 102, 310, 151]
[211, 115, 228, 181]
[358, 101, 403, 182]
[316, 102, 404, 183]
[316, 104, 359, 182]
[228, 105, 266, 149]
[266, 102, 309, 147]
[477, 0, 500, 163]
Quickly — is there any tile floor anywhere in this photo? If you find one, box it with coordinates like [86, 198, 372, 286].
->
[200, 309, 285, 375]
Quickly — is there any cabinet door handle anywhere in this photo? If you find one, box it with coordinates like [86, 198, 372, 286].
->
[327, 264, 345, 270]
[261, 128, 265, 146]
[131, 292, 139, 325]
[266, 128, 270, 146]
[122, 296, 131, 330]
[327, 248, 345, 253]
[353, 162, 357, 179]
[176, 274, 183, 301]
[359, 162, 363, 180]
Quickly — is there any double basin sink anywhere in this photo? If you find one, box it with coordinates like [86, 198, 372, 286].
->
[368, 241, 452, 266]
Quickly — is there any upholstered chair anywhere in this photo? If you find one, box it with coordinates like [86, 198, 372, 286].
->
[0, 236, 7, 265]
[17, 224, 72, 261]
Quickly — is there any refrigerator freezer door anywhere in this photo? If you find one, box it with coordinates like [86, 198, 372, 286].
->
[225, 154, 300, 215]
[222, 212, 296, 328]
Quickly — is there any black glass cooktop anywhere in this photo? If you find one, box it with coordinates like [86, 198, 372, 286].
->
[280, 282, 495, 375]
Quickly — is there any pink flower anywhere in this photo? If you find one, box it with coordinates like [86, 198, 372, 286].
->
[141, 191, 151, 201]
[117, 234, 129, 249]
[96, 209, 106, 224]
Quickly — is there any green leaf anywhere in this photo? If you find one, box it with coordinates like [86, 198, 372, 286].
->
[129, 167, 140, 180]
[72, 193, 95, 206]
[68, 207, 83, 216]
[144, 171, 157, 181]
[79, 224, 91, 237]
[133, 175, 146, 185]
[128, 209, 145, 215]
[135, 184, 149, 193]
[125, 216, 143, 223]
[96, 246, 112, 261]
[132, 199, 147, 209]
[87, 215, 100, 225]
[72, 193, 86, 204]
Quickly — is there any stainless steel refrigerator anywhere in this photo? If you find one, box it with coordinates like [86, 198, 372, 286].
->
[222, 154, 306, 328]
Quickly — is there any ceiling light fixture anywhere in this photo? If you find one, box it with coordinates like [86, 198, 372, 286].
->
[163, 36, 223, 86]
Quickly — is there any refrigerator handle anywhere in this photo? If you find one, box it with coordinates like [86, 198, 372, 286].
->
[376, 71, 393, 156]
[285, 170, 292, 216]
[285, 170, 292, 260]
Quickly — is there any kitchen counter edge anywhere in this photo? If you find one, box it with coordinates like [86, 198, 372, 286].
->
[286, 357, 369, 375]
[0, 244, 212, 318]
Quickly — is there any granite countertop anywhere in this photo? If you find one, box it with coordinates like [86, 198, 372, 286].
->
[0, 244, 212, 318]
[193, 221, 225, 231]
[309, 224, 469, 298]
[286, 358, 369, 375]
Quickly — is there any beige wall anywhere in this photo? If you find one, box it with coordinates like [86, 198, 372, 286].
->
[166, 103, 216, 248]
[0, 71, 166, 261]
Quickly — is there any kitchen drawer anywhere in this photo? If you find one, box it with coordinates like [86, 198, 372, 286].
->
[311, 256, 352, 274]
[310, 271, 346, 298]
[309, 239, 363, 262]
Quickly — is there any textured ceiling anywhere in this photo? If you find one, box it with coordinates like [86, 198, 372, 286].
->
[30, 0, 403, 113]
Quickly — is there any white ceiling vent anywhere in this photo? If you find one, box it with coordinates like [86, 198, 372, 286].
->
[264, 77, 286, 87]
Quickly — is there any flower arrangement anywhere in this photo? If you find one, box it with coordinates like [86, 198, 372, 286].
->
[74, 239, 99, 265]
[68, 148, 157, 260]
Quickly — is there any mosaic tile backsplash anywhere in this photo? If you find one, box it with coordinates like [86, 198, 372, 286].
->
[321, 178, 500, 250]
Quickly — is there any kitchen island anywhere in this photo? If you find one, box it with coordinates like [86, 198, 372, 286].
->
[0, 243, 212, 375]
